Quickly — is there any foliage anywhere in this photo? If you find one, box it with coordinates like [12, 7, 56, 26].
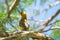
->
[0, 0, 34, 32]
[0, 0, 60, 40]
[19, 0, 34, 7]
[51, 20, 60, 38]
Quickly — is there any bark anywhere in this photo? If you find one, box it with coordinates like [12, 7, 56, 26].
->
[38, 9, 60, 32]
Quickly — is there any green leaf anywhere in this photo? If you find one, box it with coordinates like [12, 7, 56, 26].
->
[53, 20, 60, 26]
[19, 0, 34, 7]
[51, 20, 60, 38]
[51, 30, 60, 38]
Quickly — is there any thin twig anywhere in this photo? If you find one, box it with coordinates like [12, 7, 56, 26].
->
[7, 21, 18, 31]
[38, 9, 60, 32]
[5, 0, 9, 12]
[43, 27, 60, 32]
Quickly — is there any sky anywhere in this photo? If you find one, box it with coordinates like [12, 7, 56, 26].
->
[26, 0, 60, 36]
[0, 0, 60, 36]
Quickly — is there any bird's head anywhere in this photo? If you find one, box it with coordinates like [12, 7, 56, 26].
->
[21, 10, 27, 20]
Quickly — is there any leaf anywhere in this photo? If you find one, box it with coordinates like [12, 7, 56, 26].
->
[53, 20, 60, 26]
[51, 20, 60, 38]
[51, 30, 60, 38]
[12, 8, 18, 14]
[19, 0, 34, 7]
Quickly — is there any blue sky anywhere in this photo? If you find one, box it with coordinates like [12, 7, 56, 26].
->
[27, 0, 60, 20]
[26, 0, 60, 36]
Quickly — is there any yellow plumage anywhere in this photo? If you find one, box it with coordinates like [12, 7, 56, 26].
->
[19, 10, 29, 31]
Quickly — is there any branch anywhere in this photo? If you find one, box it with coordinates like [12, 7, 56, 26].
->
[7, 21, 18, 31]
[8, 0, 20, 18]
[0, 31, 53, 40]
[38, 9, 60, 32]
[5, 0, 9, 11]
[0, 22, 9, 37]
[45, 1, 60, 11]
[43, 27, 60, 32]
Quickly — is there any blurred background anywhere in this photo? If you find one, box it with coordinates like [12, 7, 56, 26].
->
[0, 0, 60, 40]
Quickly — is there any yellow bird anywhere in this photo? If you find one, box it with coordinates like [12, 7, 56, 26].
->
[19, 10, 29, 31]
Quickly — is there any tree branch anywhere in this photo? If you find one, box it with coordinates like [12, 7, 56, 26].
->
[5, 0, 9, 12]
[0, 31, 53, 40]
[38, 9, 60, 32]
[43, 27, 60, 32]
[8, 0, 20, 18]
[45, 1, 60, 11]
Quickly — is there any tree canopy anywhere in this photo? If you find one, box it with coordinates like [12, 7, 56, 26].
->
[0, 0, 60, 40]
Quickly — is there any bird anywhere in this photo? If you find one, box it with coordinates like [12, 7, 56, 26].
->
[19, 10, 29, 31]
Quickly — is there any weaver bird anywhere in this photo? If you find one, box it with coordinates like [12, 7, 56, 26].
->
[19, 10, 29, 31]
